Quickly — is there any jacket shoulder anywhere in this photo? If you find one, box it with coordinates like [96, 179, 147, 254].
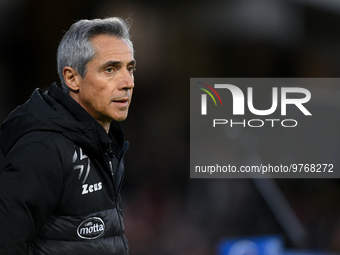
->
[5, 130, 75, 172]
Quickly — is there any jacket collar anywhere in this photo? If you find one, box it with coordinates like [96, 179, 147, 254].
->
[47, 82, 125, 157]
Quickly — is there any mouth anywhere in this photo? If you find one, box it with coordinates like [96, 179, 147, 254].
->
[113, 98, 129, 107]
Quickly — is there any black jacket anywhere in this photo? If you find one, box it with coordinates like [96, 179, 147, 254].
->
[0, 83, 129, 255]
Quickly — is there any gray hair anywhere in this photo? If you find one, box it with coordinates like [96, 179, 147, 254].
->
[57, 17, 133, 92]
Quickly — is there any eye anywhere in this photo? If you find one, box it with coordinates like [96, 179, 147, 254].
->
[105, 67, 114, 73]
[127, 66, 136, 73]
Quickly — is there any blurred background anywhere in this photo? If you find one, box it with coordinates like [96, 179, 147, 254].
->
[1, 0, 340, 254]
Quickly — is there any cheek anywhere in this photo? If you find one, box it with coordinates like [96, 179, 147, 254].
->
[80, 88, 104, 110]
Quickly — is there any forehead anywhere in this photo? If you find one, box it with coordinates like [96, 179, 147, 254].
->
[89, 34, 134, 60]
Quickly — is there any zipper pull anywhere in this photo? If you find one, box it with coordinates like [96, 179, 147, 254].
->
[108, 160, 113, 176]
[107, 140, 115, 176]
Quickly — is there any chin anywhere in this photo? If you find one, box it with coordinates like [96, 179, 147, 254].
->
[112, 114, 128, 122]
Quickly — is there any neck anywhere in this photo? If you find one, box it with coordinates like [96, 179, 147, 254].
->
[69, 91, 111, 134]
[97, 120, 110, 134]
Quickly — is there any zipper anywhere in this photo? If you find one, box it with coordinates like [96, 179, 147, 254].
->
[116, 197, 128, 254]
[90, 124, 128, 254]
[106, 140, 114, 177]
[106, 140, 129, 254]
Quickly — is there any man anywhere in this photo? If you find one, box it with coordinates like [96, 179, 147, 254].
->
[0, 17, 135, 255]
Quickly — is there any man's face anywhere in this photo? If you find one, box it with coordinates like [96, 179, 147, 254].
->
[75, 35, 135, 125]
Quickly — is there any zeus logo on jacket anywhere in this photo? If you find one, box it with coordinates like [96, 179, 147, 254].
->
[72, 146, 103, 195]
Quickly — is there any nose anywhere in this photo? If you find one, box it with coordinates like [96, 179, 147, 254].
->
[120, 68, 134, 90]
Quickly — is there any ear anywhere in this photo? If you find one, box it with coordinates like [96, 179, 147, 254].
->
[63, 66, 82, 91]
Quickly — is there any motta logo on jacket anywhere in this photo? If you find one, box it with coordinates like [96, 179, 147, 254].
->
[77, 217, 105, 239]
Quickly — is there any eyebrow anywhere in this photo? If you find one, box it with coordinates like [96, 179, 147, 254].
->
[102, 59, 136, 68]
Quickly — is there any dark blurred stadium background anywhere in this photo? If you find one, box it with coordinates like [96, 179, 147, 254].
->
[1, 0, 340, 254]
